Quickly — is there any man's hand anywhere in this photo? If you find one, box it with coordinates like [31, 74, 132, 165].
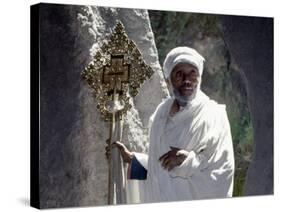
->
[105, 140, 133, 164]
[159, 147, 188, 171]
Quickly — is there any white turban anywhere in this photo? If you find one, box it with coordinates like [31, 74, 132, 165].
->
[163, 46, 205, 79]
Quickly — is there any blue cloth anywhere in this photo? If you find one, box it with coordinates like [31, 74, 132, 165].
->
[130, 156, 147, 180]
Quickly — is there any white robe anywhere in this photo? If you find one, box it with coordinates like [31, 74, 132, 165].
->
[129, 90, 235, 203]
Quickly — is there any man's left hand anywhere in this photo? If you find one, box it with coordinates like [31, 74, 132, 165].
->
[159, 147, 189, 171]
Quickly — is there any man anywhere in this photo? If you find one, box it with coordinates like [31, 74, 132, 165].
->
[106, 46, 235, 203]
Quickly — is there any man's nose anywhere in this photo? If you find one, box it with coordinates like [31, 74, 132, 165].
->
[182, 75, 192, 85]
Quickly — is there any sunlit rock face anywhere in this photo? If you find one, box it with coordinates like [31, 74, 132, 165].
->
[39, 3, 168, 208]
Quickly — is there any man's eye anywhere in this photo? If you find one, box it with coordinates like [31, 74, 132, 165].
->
[190, 70, 196, 74]
[176, 71, 182, 77]
[190, 71, 198, 77]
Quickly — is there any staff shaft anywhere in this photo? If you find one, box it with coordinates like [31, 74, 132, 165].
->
[107, 112, 115, 204]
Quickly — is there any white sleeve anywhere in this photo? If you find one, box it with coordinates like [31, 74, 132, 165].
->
[169, 150, 208, 178]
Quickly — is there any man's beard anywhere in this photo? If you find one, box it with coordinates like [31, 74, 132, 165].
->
[173, 86, 197, 107]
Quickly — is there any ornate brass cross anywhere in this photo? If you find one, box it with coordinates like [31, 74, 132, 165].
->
[103, 55, 129, 93]
[82, 21, 153, 121]
[81, 21, 154, 204]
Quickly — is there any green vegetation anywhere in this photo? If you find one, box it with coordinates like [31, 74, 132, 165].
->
[226, 89, 253, 196]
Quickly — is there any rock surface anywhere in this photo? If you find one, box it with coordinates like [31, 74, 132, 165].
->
[219, 15, 273, 195]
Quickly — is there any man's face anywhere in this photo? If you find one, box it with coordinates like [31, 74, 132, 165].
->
[170, 63, 199, 97]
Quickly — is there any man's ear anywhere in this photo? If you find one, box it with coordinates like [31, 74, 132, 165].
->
[165, 78, 173, 96]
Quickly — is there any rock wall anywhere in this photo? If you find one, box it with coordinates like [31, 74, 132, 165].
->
[219, 15, 273, 195]
[39, 3, 168, 208]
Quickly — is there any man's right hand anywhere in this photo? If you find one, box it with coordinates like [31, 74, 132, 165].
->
[105, 141, 133, 164]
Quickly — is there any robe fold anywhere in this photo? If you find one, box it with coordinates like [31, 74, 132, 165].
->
[127, 90, 235, 203]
